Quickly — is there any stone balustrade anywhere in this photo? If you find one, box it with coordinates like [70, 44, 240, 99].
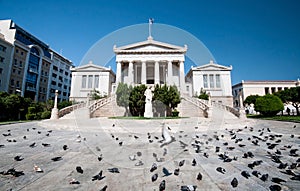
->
[89, 95, 115, 114]
[58, 102, 86, 118]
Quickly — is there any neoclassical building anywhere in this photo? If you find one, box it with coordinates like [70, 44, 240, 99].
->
[70, 36, 234, 107]
[114, 36, 187, 92]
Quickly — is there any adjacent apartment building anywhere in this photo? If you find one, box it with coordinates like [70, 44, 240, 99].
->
[0, 19, 73, 102]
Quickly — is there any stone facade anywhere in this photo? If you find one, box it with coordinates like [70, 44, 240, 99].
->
[185, 60, 233, 106]
[232, 80, 300, 108]
[69, 61, 115, 102]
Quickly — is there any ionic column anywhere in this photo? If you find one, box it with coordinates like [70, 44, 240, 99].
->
[154, 61, 160, 84]
[116, 61, 122, 84]
[141, 61, 146, 84]
[179, 61, 185, 92]
[167, 60, 173, 85]
[128, 61, 133, 84]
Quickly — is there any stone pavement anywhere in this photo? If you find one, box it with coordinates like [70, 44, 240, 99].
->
[0, 113, 299, 190]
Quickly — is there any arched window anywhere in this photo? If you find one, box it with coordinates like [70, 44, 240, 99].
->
[30, 47, 40, 56]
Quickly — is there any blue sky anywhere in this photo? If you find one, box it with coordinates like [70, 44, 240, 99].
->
[0, 0, 299, 85]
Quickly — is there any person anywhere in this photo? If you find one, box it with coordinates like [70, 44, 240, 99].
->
[144, 86, 153, 103]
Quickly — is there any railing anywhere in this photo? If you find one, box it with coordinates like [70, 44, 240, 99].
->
[213, 102, 242, 118]
[58, 102, 86, 118]
[181, 94, 210, 117]
[89, 95, 115, 114]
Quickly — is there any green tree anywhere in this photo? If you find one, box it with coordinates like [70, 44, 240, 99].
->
[4, 94, 22, 120]
[198, 89, 209, 100]
[244, 95, 260, 106]
[116, 82, 132, 116]
[153, 84, 181, 116]
[129, 84, 147, 116]
[255, 94, 284, 116]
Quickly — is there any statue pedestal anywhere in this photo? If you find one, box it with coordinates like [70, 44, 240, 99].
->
[50, 108, 59, 120]
[144, 102, 153, 118]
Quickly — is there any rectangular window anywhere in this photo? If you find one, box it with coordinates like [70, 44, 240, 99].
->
[82, 75, 87, 88]
[0, 68, 2, 74]
[265, 87, 269, 95]
[209, 74, 214, 88]
[94, 75, 99, 88]
[0, 45, 6, 52]
[88, 75, 93, 88]
[203, 75, 208, 88]
[216, 74, 221, 88]
[0, 56, 4, 63]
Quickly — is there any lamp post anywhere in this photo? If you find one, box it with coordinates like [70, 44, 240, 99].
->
[50, 90, 59, 120]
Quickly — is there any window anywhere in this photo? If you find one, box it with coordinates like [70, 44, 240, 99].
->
[203, 75, 208, 88]
[18, 70, 21, 75]
[209, 74, 214, 88]
[10, 79, 14, 86]
[82, 75, 87, 88]
[21, 52, 24, 56]
[88, 75, 93, 88]
[0, 68, 2, 74]
[14, 59, 17, 66]
[19, 61, 22, 67]
[16, 81, 20, 88]
[216, 74, 221, 88]
[94, 75, 99, 88]
[0, 45, 6, 52]
[265, 87, 269, 95]
[0, 56, 4, 63]
[16, 49, 19, 53]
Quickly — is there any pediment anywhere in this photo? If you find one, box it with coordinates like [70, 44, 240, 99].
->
[71, 61, 111, 72]
[192, 60, 232, 71]
[114, 38, 187, 53]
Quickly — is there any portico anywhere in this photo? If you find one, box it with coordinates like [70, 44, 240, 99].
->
[114, 37, 187, 92]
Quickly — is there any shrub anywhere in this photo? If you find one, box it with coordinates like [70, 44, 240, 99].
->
[244, 95, 260, 106]
[25, 113, 36, 120]
[198, 90, 209, 100]
[255, 94, 284, 116]
[41, 111, 51, 119]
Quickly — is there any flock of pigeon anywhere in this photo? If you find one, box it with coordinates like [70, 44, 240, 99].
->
[0, 121, 299, 190]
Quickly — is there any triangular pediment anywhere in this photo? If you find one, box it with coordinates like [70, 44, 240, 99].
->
[192, 60, 232, 71]
[71, 61, 111, 72]
[114, 37, 187, 53]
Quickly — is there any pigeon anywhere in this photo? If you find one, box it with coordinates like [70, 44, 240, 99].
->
[23, 136, 27, 139]
[0, 168, 24, 177]
[152, 173, 158, 182]
[37, 131, 41, 134]
[69, 178, 80, 184]
[99, 185, 108, 191]
[159, 180, 166, 191]
[215, 146, 220, 152]
[150, 163, 157, 172]
[29, 142, 36, 148]
[129, 155, 136, 161]
[76, 166, 83, 174]
[92, 170, 105, 181]
[42, 143, 51, 147]
[108, 168, 120, 173]
[14, 155, 24, 161]
[0, 144, 4, 148]
[134, 135, 139, 139]
[135, 160, 144, 166]
[179, 160, 185, 167]
[119, 141, 123, 146]
[216, 167, 226, 174]
[98, 155, 103, 161]
[278, 163, 288, 169]
[231, 177, 238, 188]
[34, 165, 43, 173]
[63, 145, 68, 150]
[260, 174, 269, 182]
[271, 177, 286, 184]
[192, 159, 197, 166]
[196, 172, 202, 180]
[163, 148, 167, 156]
[241, 171, 251, 179]
[162, 167, 172, 176]
[290, 149, 298, 157]
[51, 156, 62, 161]
[269, 185, 282, 191]
[181, 185, 197, 191]
[203, 153, 209, 158]
[174, 168, 180, 176]
[3, 133, 11, 136]
[252, 170, 261, 177]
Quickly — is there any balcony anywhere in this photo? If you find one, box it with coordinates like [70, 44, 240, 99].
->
[29, 67, 38, 74]
[26, 86, 36, 92]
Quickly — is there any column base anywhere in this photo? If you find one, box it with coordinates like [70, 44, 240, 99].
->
[50, 108, 59, 120]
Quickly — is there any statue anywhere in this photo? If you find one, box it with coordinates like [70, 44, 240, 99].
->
[144, 86, 153, 103]
[144, 86, 153, 118]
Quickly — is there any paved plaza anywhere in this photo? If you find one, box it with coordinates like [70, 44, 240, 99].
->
[0, 110, 299, 191]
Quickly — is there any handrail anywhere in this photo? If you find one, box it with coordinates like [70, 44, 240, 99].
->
[181, 94, 210, 117]
[58, 102, 86, 118]
[213, 102, 241, 118]
[89, 95, 115, 114]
